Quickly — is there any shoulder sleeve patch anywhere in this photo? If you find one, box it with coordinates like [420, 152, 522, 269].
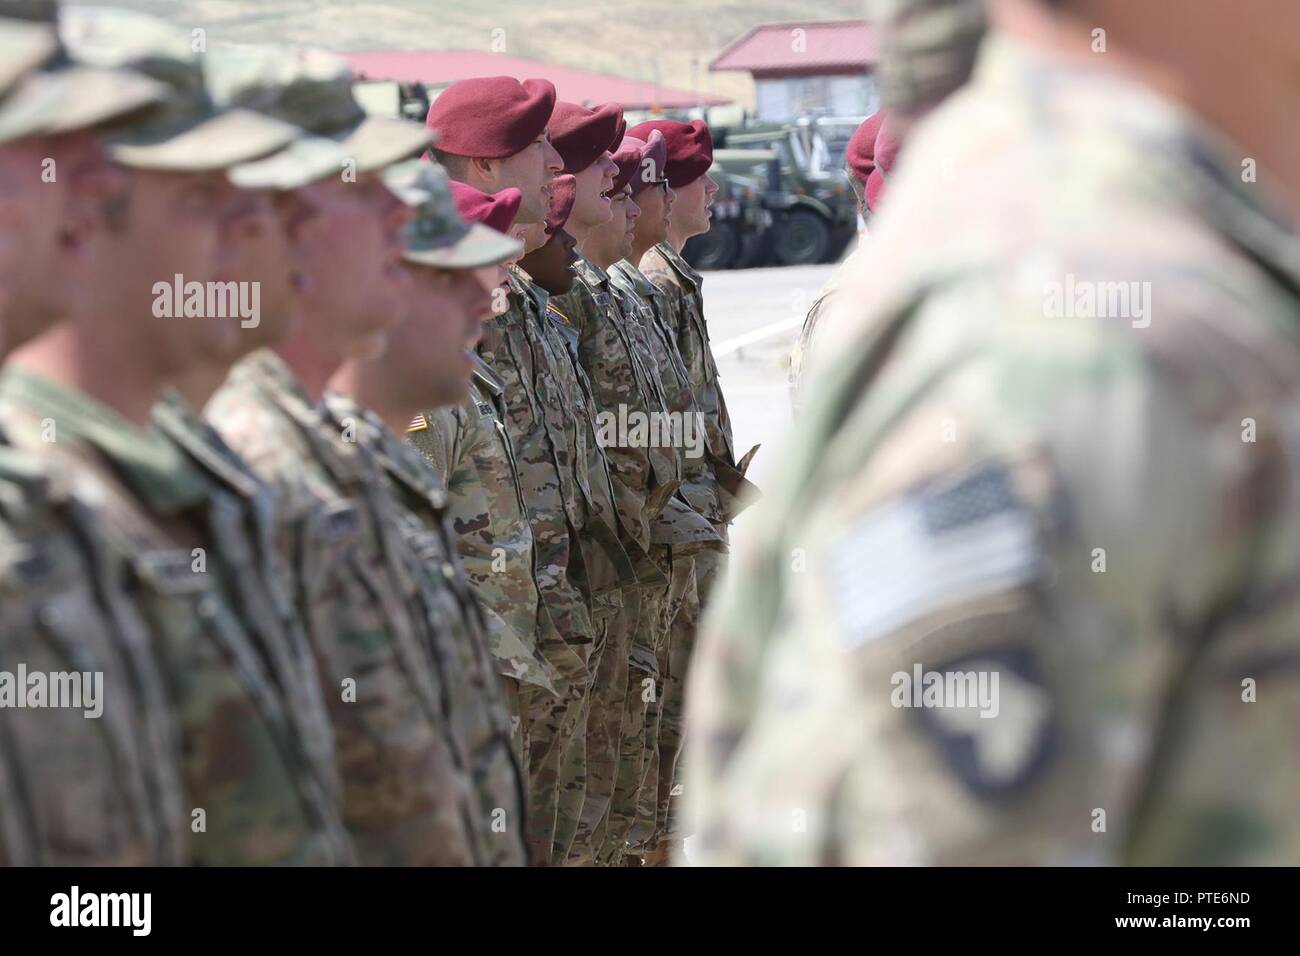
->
[827, 465, 1043, 651]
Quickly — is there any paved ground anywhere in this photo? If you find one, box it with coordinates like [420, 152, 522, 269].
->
[700, 262, 837, 554]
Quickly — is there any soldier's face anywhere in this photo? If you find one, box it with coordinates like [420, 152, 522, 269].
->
[211, 187, 296, 358]
[518, 228, 577, 296]
[492, 131, 562, 225]
[633, 182, 673, 248]
[0, 131, 122, 354]
[570, 152, 617, 232]
[585, 186, 636, 265]
[295, 172, 412, 361]
[90, 168, 236, 374]
[672, 174, 717, 240]
[385, 264, 484, 407]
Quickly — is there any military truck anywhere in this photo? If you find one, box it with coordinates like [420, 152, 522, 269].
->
[682, 161, 771, 271]
[714, 115, 862, 266]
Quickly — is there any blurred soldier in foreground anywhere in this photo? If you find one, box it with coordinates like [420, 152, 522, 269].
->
[2, 7, 354, 864]
[0, 3, 187, 866]
[328, 160, 529, 865]
[689, 0, 1300, 865]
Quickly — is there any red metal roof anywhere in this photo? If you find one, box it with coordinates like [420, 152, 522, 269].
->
[709, 19, 877, 75]
[343, 50, 728, 111]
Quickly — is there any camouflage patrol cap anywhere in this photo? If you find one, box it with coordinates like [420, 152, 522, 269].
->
[0, 16, 55, 97]
[385, 159, 522, 270]
[222, 45, 432, 189]
[57, 6, 297, 171]
[0, 2, 165, 144]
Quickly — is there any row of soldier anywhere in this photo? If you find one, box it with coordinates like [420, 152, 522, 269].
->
[0, 1, 754, 867]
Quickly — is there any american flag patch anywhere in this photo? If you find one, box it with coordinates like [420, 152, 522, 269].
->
[827, 466, 1041, 651]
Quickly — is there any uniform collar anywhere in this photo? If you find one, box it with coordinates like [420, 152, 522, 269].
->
[326, 392, 447, 509]
[154, 388, 264, 501]
[574, 252, 610, 287]
[655, 241, 702, 288]
[0, 367, 210, 514]
[234, 348, 326, 429]
[470, 353, 504, 396]
[610, 259, 656, 296]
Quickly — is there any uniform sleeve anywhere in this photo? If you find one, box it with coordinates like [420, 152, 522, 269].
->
[407, 407, 458, 487]
[692, 277, 1288, 865]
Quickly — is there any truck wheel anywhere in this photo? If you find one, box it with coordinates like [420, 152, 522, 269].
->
[774, 209, 830, 266]
[684, 222, 740, 271]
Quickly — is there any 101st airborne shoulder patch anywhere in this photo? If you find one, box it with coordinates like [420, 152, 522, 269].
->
[824, 463, 1058, 798]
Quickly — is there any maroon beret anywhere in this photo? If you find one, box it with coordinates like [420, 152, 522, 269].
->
[450, 181, 523, 235]
[609, 137, 642, 195]
[846, 111, 885, 189]
[544, 174, 577, 237]
[626, 119, 712, 188]
[874, 113, 902, 173]
[425, 76, 556, 159]
[865, 113, 902, 212]
[549, 101, 624, 174]
[612, 130, 667, 197]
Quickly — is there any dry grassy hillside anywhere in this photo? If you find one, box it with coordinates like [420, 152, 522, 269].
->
[69, 0, 868, 107]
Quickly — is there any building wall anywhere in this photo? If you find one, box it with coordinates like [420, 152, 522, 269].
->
[753, 73, 878, 121]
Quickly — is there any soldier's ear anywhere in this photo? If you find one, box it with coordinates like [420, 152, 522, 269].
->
[469, 156, 498, 182]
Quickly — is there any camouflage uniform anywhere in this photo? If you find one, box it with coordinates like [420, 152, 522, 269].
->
[689, 33, 1300, 865]
[475, 272, 599, 863]
[638, 247, 756, 840]
[154, 390, 346, 847]
[554, 254, 721, 860]
[640, 241, 738, 483]
[0, 7, 182, 868]
[534, 281, 646, 864]
[325, 393, 529, 866]
[0, 433, 187, 865]
[0, 368, 349, 865]
[409, 366, 576, 865]
[610, 259, 742, 848]
[207, 350, 482, 865]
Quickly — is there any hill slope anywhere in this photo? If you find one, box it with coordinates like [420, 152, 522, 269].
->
[68, 0, 869, 106]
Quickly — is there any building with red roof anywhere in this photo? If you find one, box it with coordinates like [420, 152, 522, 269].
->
[710, 20, 878, 121]
[344, 50, 728, 113]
